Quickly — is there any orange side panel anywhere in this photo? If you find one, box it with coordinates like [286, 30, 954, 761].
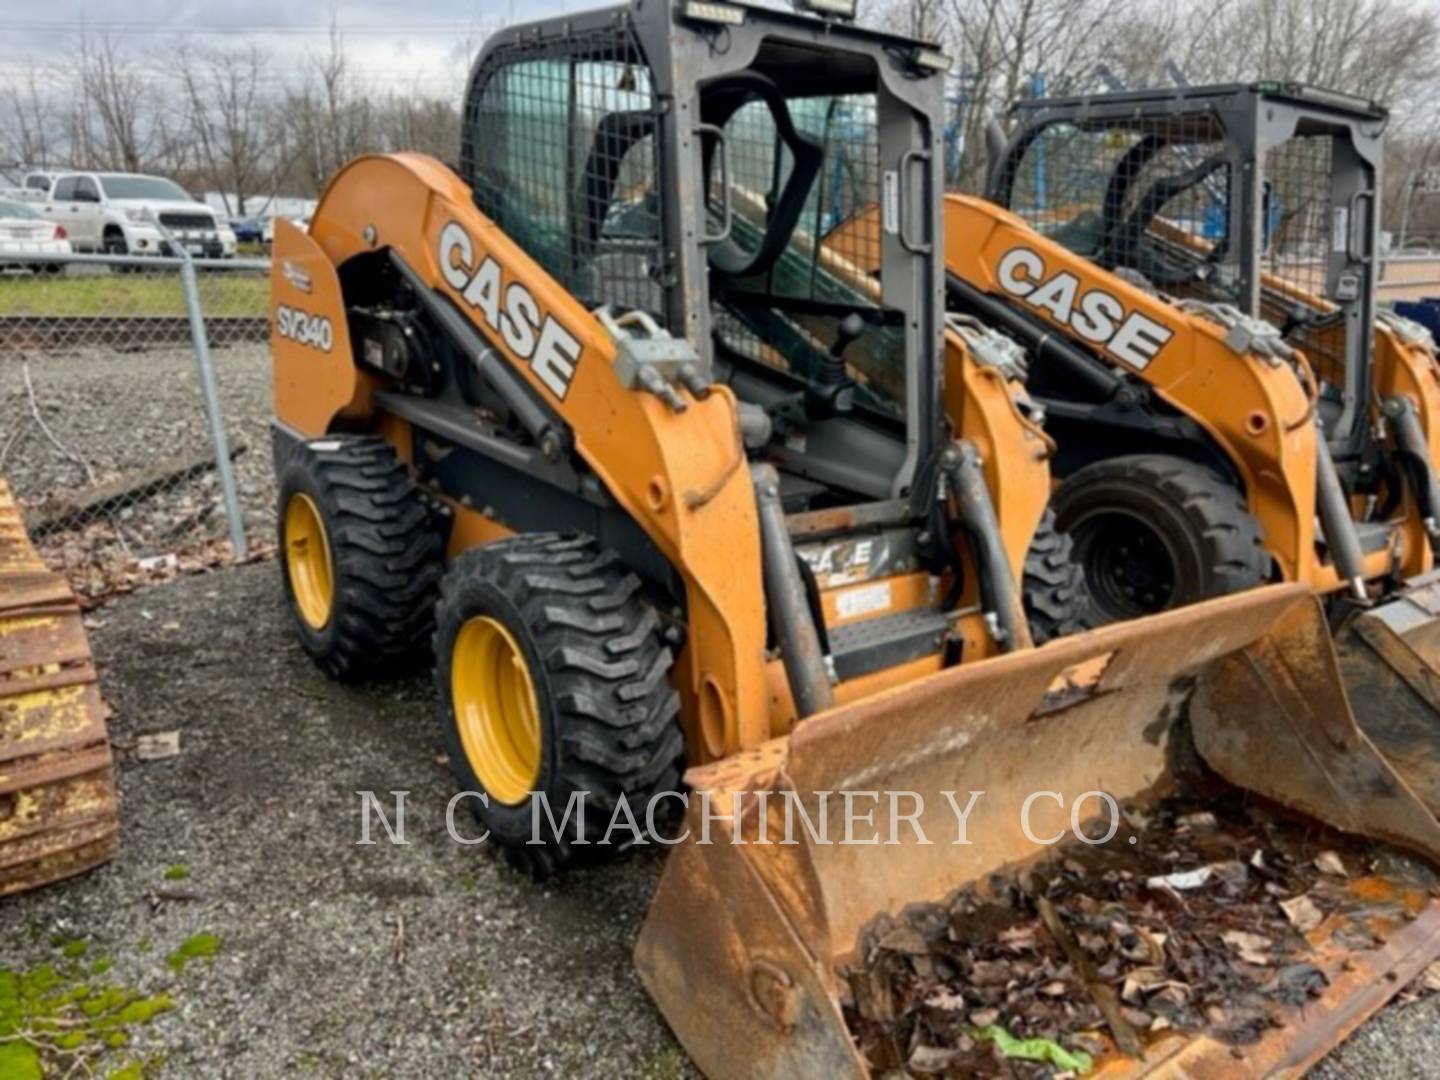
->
[293, 153, 770, 764]
[270, 220, 373, 436]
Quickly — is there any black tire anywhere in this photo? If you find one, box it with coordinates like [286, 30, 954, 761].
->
[103, 230, 128, 256]
[1051, 454, 1267, 625]
[434, 533, 685, 877]
[277, 436, 444, 681]
[1022, 508, 1089, 643]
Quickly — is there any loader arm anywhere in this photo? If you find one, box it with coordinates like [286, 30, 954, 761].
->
[941, 194, 1342, 584]
[273, 153, 771, 763]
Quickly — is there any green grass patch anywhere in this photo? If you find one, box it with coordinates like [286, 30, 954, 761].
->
[0, 273, 268, 317]
[0, 949, 174, 1080]
[164, 933, 220, 974]
[162, 864, 189, 882]
[639, 1047, 687, 1080]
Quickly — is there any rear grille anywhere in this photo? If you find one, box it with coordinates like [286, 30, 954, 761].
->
[158, 212, 215, 231]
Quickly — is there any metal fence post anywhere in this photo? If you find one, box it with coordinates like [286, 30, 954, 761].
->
[159, 223, 249, 560]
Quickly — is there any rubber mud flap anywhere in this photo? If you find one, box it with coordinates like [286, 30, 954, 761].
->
[0, 479, 118, 896]
[634, 584, 1440, 1077]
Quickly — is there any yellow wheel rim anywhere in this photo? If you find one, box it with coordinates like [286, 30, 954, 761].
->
[451, 616, 542, 805]
[285, 493, 334, 630]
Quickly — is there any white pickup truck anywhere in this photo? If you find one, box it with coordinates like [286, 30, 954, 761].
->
[39, 172, 237, 259]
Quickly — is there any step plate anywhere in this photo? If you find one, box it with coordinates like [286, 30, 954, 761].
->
[828, 608, 950, 683]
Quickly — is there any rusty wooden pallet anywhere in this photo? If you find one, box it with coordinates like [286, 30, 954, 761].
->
[0, 478, 118, 895]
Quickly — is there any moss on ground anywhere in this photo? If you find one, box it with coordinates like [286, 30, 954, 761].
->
[0, 931, 221, 1077]
[164, 933, 221, 974]
[639, 1046, 687, 1080]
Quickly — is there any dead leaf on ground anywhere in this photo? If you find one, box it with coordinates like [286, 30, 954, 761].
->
[1419, 961, 1440, 995]
[1279, 895, 1324, 933]
[924, 989, 966, 1011]
[1221, 930, 1273, 966]
[997, 924, 1039, 952]
[908, 1046, 957, 1073]
[1315, 851, 1348, 877]
[1146, 860, 1246, 892]
[1121, 966, 1167, 1004]
[877, 926, 928, 956]
[135, 730, 181, 761]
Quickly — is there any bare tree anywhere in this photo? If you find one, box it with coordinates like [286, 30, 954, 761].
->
[377, 91, 460, 164]
[1, 64, 61, 168]
[931, 0, 1134, 189]
[178, 43, 282, 214]
[864, 0, 1440, 194]
[1167, 0, 1440, 112]
[74, 32, 157, 171]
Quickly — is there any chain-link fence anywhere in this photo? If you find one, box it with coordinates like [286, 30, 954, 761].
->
[0, 248, 270, 600]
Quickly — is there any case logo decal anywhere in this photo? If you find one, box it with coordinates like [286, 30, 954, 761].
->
[439, 220, 581, 400]
[996, 246, 1173, 370]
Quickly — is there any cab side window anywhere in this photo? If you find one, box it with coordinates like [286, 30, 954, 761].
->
[463, 30, 666, 319]
[74, 177, 100, 202]
[52, 177, 77, 201]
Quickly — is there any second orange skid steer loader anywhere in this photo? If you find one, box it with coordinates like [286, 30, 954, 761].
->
[269, 5, 1440, 1075]
[922, 82, 1440, 843]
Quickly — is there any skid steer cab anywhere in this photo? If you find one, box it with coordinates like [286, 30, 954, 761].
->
[269, 8, 1440, 1077]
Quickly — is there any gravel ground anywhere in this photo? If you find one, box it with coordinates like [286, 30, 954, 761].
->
[0, 338, 276, 574]
[0, 561, 1437, 1078]
[0, 563, 683, 1079]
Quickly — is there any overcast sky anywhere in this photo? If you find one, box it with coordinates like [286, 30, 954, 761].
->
[0, 1, 579, 94]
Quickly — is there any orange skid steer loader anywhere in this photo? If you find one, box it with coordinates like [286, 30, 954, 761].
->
[934, 82, 1440, 837]
[269, 6, 1440, 1075]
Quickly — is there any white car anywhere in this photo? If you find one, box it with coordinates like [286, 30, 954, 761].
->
[40, 172, 238, 259]
[0, 197, 70, 271]
[0, 172, 57, 204]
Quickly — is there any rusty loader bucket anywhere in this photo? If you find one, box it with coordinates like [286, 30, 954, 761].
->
[635, 584, 1440, 1077]
[1334, 569, 1440, 820]
[0, 479, 118, 895]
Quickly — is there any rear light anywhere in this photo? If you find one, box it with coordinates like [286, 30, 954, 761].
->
[53, 224, 67, 240]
